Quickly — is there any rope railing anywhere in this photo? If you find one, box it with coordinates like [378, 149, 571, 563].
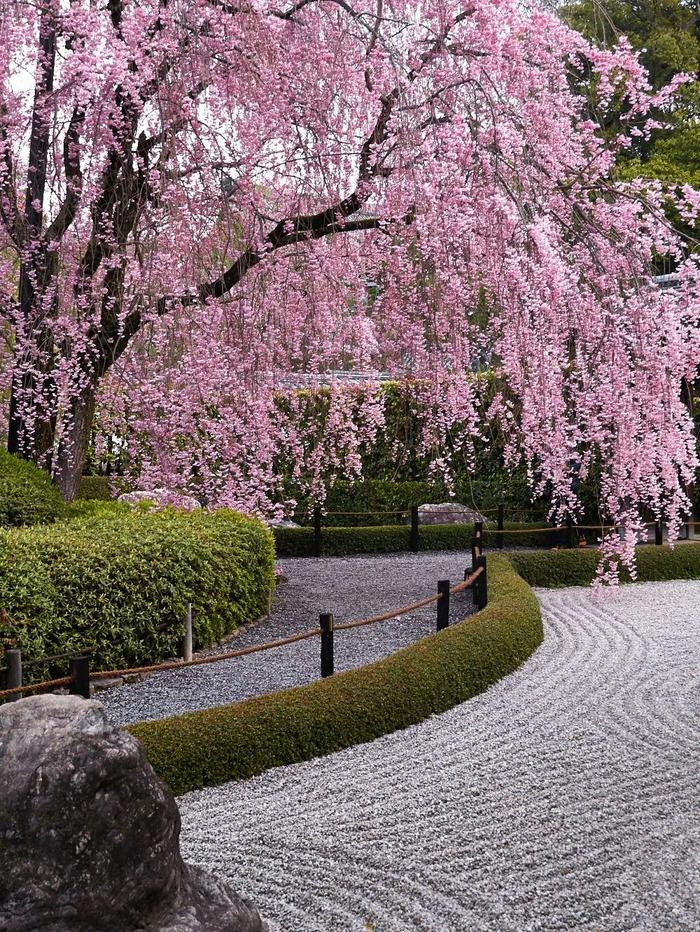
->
[0, 676, 72, 700]
[89, 628, 324, 681]
[22, 648, 93, 668]
[450, 566, 484, 594]
[326, 509, 408, 517]
[0, 556, 488, 700]
[334, 592, 443, 632]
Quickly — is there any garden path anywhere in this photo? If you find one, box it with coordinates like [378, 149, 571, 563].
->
[101, 551, 476, 726]
[177, 579, 700, 931]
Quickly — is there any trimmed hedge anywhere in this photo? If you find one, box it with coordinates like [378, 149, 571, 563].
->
[76, 475, 114, 500]
[274, 521, 551, 557]
[509, 541, 700, 588]
[0, 509, 275, 678]
[129, 555, 543, 795]
[0, 450, 64, 527]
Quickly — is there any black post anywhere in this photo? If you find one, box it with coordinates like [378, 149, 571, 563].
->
[437, 580, 450, 631]
[410, 505, 419, 553]
[567, 517, 576, 549]
[313, 506, 322, 558]
[474, 556, 488, 610]
[6, 649, 22, 702]
[497, 503, 504, 550]
[320, 613, 334, 678]
[69, 656, 90, 699]
[655, 520, 663, 546]
[474, 520, 483, 541]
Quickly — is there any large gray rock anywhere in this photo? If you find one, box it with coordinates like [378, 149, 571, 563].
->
[416, 502, 488, 526]
[0, 695, 265, 932]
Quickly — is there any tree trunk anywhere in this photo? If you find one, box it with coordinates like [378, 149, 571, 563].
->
[53, 381, 98, 501]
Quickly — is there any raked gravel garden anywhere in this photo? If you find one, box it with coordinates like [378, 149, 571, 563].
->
[167, 570, 700, 932]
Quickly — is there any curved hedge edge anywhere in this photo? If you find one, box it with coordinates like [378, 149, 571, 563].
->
[508, 541, 700, 588]
[128, 555, 543, 796]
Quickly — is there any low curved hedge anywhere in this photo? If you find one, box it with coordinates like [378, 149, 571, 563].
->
[0, 450, 64, 528]
[130, 555, 543, 795]
[509, 541, 700, 587]
[0, 509, 275, 678]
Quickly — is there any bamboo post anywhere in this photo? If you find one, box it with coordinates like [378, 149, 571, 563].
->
[183, 602, 193, 662]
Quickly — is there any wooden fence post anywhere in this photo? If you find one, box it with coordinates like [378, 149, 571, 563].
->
[474, 556, 488, 610]
[655, 520, 663, 546]
[183, 602, 193, 662]
[320, 613, 334, 677]
[437, 580, 450, 631]
[6, 649, 22, 702]
[497, 503, 504, 550]
[410, 505, 419, 552]
[313, 506, 322, 558]
[69, 656, 91, 699]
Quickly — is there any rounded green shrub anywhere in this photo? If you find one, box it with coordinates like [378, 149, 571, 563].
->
[0, 450, 64, 527]
[0, 508, 275, 681]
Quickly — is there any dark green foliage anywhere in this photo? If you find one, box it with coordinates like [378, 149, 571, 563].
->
[129, 556, 543, 795]
[0, 450, 65, 528]
[562, 0, 700, 245]
[273, 521, 551, 558]
[76, 475, 114, 500]
[0, 509, 275, 681]
[509, 542, 700, 587]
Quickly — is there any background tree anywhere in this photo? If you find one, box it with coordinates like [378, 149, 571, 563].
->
[563, 0, 700, 206]
[1, 0, 699, 580]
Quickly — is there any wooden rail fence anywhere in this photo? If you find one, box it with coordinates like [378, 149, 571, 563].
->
[0, 558, 488, 701]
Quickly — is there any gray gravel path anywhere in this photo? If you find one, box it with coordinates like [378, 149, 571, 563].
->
[102, 552, 475, 726]
[177, 580, 700, 931]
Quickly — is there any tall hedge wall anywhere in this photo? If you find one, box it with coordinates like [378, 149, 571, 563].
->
[0, 509, 275, 678]
[130, 555, 543, 795]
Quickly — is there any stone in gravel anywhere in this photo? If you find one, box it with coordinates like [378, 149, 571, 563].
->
[0, 695, 266, 932]
[417, 502, 487, 525]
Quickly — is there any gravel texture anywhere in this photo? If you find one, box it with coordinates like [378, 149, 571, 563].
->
[101, 552, 475, 726]
[177, 580, 700, 931]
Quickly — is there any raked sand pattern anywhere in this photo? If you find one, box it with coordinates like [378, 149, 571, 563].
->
[178, 580, 700, 931]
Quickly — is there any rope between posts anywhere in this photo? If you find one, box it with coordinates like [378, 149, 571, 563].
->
[334, 592, 444, 631]
[22, 649, 93, 668]
[493, 525, 566, 534]
[450, 566, 483, 594]
[326, 510, 408, 517]
[89, 628, 324, 680]
[0, 676, 72, 699]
